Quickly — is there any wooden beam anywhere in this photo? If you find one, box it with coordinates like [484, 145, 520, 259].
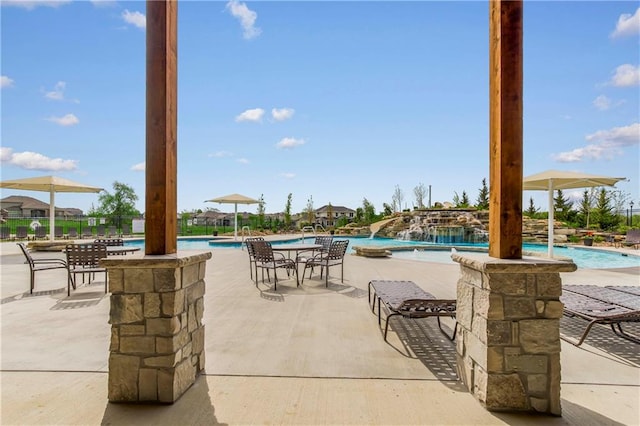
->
[145, 0, 177, 255]
[489, 0, 523, 259]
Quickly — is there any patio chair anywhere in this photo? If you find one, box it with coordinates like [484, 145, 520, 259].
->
[54, 226, 64, 240]
[33, 226, 47, 240]
[301, 239, 349, 287]
[296, 235, 334, 278]
[17, 242, 67, 294]
[1, 226, 11, 240]
[622, 229, 640, 249]
[245, 237, 265, 281]
[67, 227, 78, 239]
[65, 243, 108, 296]
[251, 240, 298, 290]
[96, 225, 106, 238]
[15, 226, 28, 240]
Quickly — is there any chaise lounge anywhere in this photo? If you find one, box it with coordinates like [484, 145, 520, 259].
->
[560, 284, 640, 346]
[368, 280, 457, 342]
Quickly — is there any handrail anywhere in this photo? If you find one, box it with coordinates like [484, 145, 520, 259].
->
[240, 226, 251, 250]
[301, 225, 315, 242]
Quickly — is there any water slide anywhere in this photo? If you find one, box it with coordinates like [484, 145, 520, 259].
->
[369, 218, 396, 236]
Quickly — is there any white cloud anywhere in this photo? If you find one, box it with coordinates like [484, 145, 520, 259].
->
[552, 122, 640, 162]
[276, 137, 305, 149]
[130, 162, 145, 171]
[610, 7, 640, 38]
[46, 113, 79, 126]
[208, 151, 233, 158]
[1, 0, 71, 10]
[1, 147, 78, 171]
[44, 81, 66, 101]
[0, 147, 14, 162]
[280, 172, 296, 179]
[122, 9, 146, 30]
[235, 108, 264, 123]
[237, 158, 250, 164]
[226, 0, 261, 40]
[1, 75, 15, 88]
[593, 95, 611, 111]
[272, 108, 295, 122]
[608, 64, 640, 87]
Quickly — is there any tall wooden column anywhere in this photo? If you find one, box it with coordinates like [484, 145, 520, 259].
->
[145, 0, 177, 255]
[489, 0, 523, 259]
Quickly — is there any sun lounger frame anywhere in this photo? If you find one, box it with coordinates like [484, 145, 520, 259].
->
[368, 280, 456, 341]
[561, 285, 640, 346]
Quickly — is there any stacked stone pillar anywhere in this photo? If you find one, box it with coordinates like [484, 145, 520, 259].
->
[102, 252, 212, 403]
[452, 252, 576, 415]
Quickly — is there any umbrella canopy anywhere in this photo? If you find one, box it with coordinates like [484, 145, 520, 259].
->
[523, 170, 625, 257]
[0, 176, 103, 241]
[204, 193, 261, 241]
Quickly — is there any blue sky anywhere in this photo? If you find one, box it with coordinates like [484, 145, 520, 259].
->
[1, 1, 639, 216]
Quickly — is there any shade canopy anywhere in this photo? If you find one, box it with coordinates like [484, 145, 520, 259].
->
[204, 193, 261, 241]
[523, 170, 625, 257]
[0, 175, 103, 241]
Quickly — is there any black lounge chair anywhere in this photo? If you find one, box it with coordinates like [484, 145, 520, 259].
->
[622, 229, 640, 249]
[561, 284, 640, 346]
[15, 226, 29, 240]
[0, 226, 11, 240]
[368, 280, 457, 341]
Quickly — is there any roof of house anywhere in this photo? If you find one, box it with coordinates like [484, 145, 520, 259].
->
[315, 205, 356, 213]
[1, 195, 50, 210]
[0, 195, 84, 215]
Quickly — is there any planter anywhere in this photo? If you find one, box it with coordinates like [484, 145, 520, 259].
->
[583, 238, 593, 246]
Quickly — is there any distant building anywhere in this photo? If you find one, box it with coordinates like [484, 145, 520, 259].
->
[313, 205, 356, 229]
[0, 195, 83, 218]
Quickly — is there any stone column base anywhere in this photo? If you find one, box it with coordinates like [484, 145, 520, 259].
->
[102, 251, 212, 403]
[452, 252, 576, 415]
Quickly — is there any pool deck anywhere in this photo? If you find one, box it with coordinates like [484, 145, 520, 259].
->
[1, 237, 639, 425]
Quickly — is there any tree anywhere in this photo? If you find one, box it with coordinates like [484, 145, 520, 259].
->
[284, 193, 292, 231]
[476, 178, 489, 210]
[93, 181, 140, 227]
[524, 197, 539, 218]
[453, 191, 470, 208]
[382, 203, 393, 216]
[414, 183, 426, 209]
[577, 188, 597, 228]
[553, 189, 573, 222]
[305, 196, 315, 225]
[256, 194, 265, 230]
[362, 198, 376, 224]
[391, 185, 404, 212]
[326, 202, 334, 229]
[593, 188, 619, 230]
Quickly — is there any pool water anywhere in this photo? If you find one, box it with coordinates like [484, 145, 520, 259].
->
[125, 236, 640, 270]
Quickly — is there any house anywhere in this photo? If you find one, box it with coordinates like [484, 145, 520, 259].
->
[313, 205, 356, 229]
[0, 195, 84, 218]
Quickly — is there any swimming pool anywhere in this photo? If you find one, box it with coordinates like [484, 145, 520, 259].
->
[124, 236, 640, 270]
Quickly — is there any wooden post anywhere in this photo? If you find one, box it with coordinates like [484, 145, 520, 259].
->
[489, 0, 523, 259]
[145, 0, 177, 255]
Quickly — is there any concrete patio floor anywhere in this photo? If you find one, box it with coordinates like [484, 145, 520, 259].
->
[1, 238, 638, 425]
